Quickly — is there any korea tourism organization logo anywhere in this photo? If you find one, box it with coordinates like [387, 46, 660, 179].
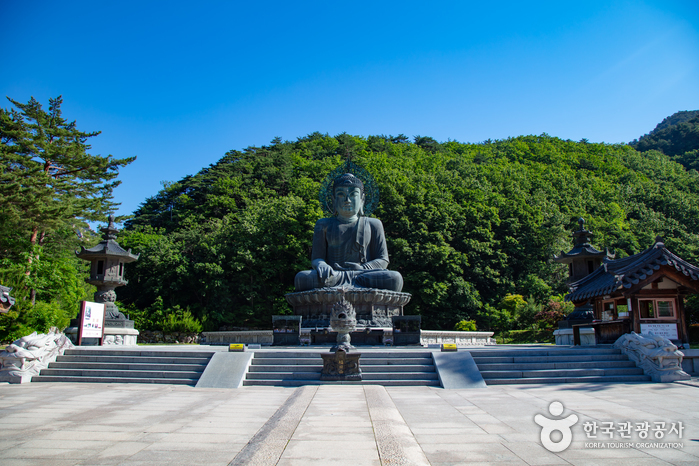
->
[534, 401, 685, 453]
[534, 402, 578, 452]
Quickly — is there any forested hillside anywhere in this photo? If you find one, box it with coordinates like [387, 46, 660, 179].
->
[630, 110, 699, 171]
[117, 133, 699, 331]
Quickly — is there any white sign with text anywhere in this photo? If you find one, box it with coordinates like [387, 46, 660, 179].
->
[81, 301, 105, 338]
[640, 323, 678, 340]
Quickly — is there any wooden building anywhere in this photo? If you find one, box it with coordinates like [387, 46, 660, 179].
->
[566, 237, 699, 345]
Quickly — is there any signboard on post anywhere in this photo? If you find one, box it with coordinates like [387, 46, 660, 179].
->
[640, 323, 679, 340]
[78, 301, 105, 346]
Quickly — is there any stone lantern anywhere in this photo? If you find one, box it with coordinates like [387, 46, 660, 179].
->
[73, 215, 140, 345]
[554, 218, 614, 285]
[553, 218, 614, 340]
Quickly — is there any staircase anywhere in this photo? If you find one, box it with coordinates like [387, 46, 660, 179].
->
[472, 347, 651, 384]
[243, 351, 440, 387]
[32, 348, 214, 385]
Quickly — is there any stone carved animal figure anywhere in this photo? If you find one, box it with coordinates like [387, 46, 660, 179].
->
[613, 332, 689, 382]
[0, 329, 74, 380]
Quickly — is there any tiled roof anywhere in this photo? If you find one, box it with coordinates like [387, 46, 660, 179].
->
[554, 243, 612, 261]
[76, 240, 139, 262]
[566, 239, 699, 302]
[554, 218, 614, 263]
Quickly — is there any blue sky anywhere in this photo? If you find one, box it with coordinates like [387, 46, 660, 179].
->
[2, 1, 698, 223]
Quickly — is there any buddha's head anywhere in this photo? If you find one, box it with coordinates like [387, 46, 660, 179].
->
[333, 173, 365, 219]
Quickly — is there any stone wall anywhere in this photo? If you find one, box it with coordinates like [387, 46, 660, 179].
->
[201, 331, 274, 346]
[199, 330, 495, 346]
[138, 330, 200, 344]
[419, 330, 495, 346]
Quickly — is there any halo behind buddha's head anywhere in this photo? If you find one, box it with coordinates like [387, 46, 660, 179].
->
[319, 160, 379, 217]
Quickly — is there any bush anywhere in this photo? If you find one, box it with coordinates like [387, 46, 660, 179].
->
[454, 320, 477, 331]
[496, 329, 555, 344]
[534, 309, 567, 328]
[162, 310, 203, 334]
[0, 300, 70, 343]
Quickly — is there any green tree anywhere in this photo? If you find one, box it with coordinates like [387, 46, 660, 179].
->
[0, 96, 133, 340]
[0, 96, 134, 304]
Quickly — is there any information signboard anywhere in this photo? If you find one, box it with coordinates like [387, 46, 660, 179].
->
[78, 301, 105, 345]
[640, 323, 678, 340]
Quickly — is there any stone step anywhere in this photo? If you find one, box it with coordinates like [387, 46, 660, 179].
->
[248, 365, 322, 373]
[246, 372, 321, 380]
[476, 361, 638, 371]
[31, 375, 198, 385]
[250, 357, 432, 366]
[247, 371, 437, 381]
[250, 358, 320, 365]
[48, 362, 207, 372]
[485, 374, 652, 385]
[359, 358, 434, 365]
[245, 350, 438, 387]
[36, 349, 213, 386]
[38, 368, 203, 379]
[55, 355, 212, 365]
[242, 379, 440, 387]
[468, 348, 621, 357]
[63, 349, 215, 358]
[480, 368, 645, 379]
[362, 372, 439, 381]
[360, 365, 436, 373]
[255, 351, 431, 358]
[472, 354, 630, 364]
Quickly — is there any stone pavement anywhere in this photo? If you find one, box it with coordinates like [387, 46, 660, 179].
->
[1, 379, 698, 465]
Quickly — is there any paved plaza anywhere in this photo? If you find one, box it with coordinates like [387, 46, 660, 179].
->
[1, 377, 698, 465]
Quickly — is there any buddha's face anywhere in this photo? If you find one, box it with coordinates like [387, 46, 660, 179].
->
[334, 186, 364, 219]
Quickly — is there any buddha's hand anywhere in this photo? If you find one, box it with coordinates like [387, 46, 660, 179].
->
[333, 262, 363, 271]
[313, 261, 335, 281]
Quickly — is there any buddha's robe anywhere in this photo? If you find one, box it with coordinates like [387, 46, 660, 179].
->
[294, 216, 404, 292]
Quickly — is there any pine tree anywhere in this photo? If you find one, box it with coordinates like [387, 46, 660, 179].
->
[0, 96, 135, 303]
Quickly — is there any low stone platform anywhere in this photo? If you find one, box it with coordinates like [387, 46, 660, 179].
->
[285, 287, 411, 327]
[202, 329, 495, 346]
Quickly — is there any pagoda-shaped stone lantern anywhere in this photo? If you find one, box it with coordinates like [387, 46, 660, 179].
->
[71, 215, 140, 345]
[554, 218, 614, 284]
[553, 218, 614, 344]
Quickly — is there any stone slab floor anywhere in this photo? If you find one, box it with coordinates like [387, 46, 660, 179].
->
[1, 380, 698, 465]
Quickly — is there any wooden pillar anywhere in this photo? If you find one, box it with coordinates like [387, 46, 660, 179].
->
[677, 295, 689, 344]
[631, 296, 641, 334]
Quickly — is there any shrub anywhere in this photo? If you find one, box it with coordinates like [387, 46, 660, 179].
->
[0, 300, 70, 343]
[496, 329, 555, 344]
[162, 310, 203, 334]
[454, 320, 477, 331]
[534, 309, 567, 328]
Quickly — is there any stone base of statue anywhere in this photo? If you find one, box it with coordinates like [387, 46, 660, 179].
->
[285, 287, 411, 328]
[320, 348, 362, 381]
[65, 323, 139, 346]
